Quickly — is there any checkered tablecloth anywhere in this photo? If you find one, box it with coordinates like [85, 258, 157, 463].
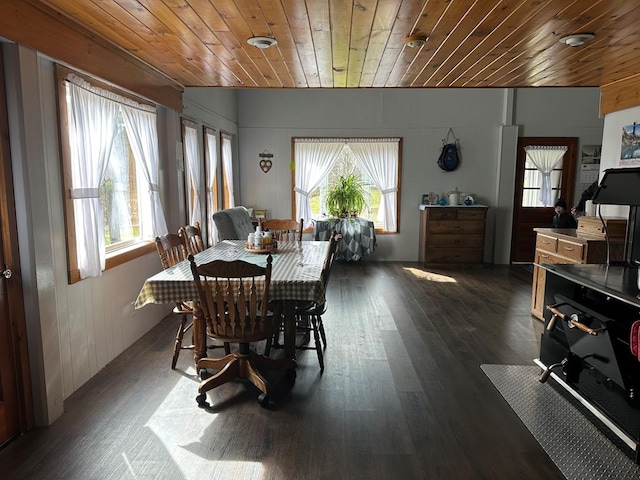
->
[313, 217, 377, 261]
[134, 240, 329, 309]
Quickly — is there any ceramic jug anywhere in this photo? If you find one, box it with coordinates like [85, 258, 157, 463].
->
[448, 188, 460, 206]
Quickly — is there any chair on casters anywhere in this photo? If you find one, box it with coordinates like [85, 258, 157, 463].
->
[155, 233, 194, 370]
[261, 218, 303, 242]
[189, 254, 296, 408]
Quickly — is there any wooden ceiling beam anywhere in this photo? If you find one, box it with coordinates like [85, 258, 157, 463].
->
[601, 74, 640, 116]
[2, 0, 183, 111]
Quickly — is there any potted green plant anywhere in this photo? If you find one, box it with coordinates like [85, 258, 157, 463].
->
[325, 173, 367, 217]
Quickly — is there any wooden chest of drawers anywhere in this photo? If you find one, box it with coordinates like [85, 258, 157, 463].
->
[530, 228, 625, 320]
[418, 206, 488, 265]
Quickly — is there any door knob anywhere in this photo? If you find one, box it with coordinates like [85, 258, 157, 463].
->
[2, 269, 12, 279]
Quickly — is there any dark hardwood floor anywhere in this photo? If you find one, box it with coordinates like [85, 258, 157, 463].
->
[0, 262, 564, 479]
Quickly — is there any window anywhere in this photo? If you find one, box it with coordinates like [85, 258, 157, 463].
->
[182, 120, 201, 226]
[204, 127, 219, 245]
[522, 158, 563, 207]
[101, 114, 140, 251]
[57, 67, 167, 282]
[308, 148, 382, 220]
[293, 138, 401, 232]
[522, 146, 567, 207]
[221, 133, 235, 208]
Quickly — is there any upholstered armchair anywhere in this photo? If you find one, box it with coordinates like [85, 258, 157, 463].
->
[212, 206, 255, 241]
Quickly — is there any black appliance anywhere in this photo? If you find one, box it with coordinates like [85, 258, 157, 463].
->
[538, 264, 640, 462]
[538, 167, 640, 462]
[592, 166, 640, 266]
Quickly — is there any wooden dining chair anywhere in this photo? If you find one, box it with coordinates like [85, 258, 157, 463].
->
[261, 218, 303, 242]
[266, 230, 340, 372]
[293, 230, 340, 371]
[156, 231, 227, 370]
[155, 233, 193, 369]
[179, 221, 205, 255]
[188, 254, 296, 408]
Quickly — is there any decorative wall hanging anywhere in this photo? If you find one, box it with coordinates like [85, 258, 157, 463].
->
[259, 150, 273, 173]
[437, 128, 460, 172]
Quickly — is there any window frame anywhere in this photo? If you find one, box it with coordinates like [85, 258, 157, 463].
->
[290, 137, 402, 234]
[56, 65, 155, 284]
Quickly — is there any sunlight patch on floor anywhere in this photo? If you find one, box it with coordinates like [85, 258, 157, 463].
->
[140, 371, 268, 479]
[403, 267, 458, 283]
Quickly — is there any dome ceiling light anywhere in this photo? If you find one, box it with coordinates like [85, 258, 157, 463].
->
[247, 36, 277, 49]
[404, 34, 428, 48]
[559, 33, 595, 47]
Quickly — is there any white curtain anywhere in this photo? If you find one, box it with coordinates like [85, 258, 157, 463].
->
[183, 124, 201, 225]
[524, 145, 567, 206]
[221, 134, 235, 207]
[348, 140, 399, 231]
[294, 141, 344, 224]
[121, 104, 168, 238]
[66, 75, 119, 278]
[205, 129, 218, 245]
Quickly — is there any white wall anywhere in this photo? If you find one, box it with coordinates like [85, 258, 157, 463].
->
[236, 87, 604, 263]
[597, 105, 640, 218]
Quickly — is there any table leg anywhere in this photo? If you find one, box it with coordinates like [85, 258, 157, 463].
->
[282, 300, 297, 364]
[193, 304, 207, 372]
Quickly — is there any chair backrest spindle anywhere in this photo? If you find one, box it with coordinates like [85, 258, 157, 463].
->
[189, 255, 275, 342]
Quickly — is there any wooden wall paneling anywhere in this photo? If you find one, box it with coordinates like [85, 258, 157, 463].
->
[305, 0, 334, 88]
[238, 0, 295, 88]
[382, 0, 439, 88]
[149, 0, 246, 87]
[0, 0, 636, 90]
[345, 0, 376, 88]
[358, 0, 400, 87]
[600, 74, 640, 116]
[411, 0, 497, 88]
[515, 2, 639, 88]
[461, 1, 583, 87]
[280, 0, 321, 88]
[1, 0, 183, 111]
[258, 0, 308, 88]
[329, 0, 352, 88]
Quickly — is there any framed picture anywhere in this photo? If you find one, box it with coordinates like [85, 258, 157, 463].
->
[421, 194, 430, 205]
[254, 209, 267, 220]
[620, 123, 640, 166]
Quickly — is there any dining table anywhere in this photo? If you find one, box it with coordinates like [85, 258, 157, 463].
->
[134, 239, 330, 369]
[313, 217, 376, 261]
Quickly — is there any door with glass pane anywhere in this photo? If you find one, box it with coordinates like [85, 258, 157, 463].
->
[511, 137, 578, 263]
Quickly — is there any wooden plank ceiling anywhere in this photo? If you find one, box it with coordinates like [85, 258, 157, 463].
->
[25, 0, 640, 90]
